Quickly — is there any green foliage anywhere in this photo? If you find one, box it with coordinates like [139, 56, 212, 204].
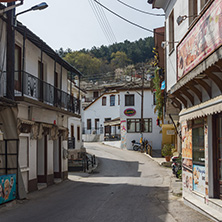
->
[64, 51, 101, 76]
[58, 37, 154, 77]
[110, 51, 131, 69]
[161, 144, 173, 157]
[153, 68, 164, 120]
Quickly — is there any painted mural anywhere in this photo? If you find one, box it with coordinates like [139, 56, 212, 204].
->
[193, 165, 205, 195]
[177, 0, 222, 79]
[121, 120, 127, 149]
[182, 121, 193, 191]
[0, 174, 16, 205]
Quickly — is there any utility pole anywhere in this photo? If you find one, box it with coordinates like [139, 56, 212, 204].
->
[6, 1, 15, 100]
[140, 65, 144, 143]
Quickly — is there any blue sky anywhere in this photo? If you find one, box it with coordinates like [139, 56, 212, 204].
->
[15, 0, 164, 51]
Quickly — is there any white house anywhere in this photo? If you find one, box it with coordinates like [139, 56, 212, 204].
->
[0, 11, 82, 201]
[82, 91, 120, 142]
[82, 85, 162, 150]
[150, 0, 222, 219]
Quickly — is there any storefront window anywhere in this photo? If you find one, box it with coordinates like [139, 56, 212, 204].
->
[192, 119, 205, 165]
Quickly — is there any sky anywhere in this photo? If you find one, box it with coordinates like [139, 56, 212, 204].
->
[14, 0, 164, 51]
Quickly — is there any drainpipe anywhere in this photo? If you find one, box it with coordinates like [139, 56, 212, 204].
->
[22, 26, 26, 96]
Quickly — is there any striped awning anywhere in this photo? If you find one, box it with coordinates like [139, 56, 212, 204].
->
[179, 95, 222, 122]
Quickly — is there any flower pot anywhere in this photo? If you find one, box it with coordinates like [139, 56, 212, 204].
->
[165, 156, 171, 162]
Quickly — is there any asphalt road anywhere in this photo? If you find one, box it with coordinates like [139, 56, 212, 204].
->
[0, 142, 212, 222]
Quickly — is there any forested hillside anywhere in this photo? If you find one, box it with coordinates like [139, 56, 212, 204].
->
[57, 37, 154, 79]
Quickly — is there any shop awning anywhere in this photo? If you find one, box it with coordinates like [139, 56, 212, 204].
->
[179, 95, 222, 122]
[104, 118, 120, 126]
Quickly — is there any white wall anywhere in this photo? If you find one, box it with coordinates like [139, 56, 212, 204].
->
[119, 90, 162, 150]
[82, 92, 120, 133]
[68, 117, 83, 149]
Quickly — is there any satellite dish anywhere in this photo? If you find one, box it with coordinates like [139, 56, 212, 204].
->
[125, 76, 131, 82]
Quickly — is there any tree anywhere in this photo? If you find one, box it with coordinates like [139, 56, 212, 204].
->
[110, 51, 131, 69]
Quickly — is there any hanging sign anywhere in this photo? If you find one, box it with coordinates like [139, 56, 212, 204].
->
[124, 108, 136, 117]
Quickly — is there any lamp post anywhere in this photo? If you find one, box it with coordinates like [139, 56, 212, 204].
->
[15, 2, 48, 26]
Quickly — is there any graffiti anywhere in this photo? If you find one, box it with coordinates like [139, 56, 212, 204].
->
[0, 174, 16, 205]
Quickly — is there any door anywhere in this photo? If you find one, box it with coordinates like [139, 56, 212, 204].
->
[213, 114, 222, 199]
[105, 118, 111, 137]
[15, 45, 21, 91]
[19, 136, 29, 193]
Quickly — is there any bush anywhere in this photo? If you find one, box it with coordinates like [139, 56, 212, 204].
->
[161, 144, 173, 157]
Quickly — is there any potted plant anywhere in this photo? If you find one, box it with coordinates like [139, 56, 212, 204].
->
[161, 144, 173, 162]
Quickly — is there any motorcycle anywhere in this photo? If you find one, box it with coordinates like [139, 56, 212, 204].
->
[172, 154, 182, 178]
[131, 140, 142, 151]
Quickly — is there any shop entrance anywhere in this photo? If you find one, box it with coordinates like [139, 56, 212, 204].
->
[213, 114, 222, 199]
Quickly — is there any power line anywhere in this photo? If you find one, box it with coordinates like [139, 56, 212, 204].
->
[91, 0, 114, 43]
[88, 0, 112, 43]
[89, 0, 117, 44]
[95, 0, 117, 43]
[117, 0, 165, 16]
[93, 0, 164, 36]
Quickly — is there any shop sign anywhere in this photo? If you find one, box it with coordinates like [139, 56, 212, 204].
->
[177, 0, 222, 80]
[167, 130, 175, 135]
[124, 108, 136, 117]
[0, 174, 16, 205]
[193, 165, 205, 195]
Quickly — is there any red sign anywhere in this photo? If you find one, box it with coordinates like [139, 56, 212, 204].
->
[177, 0, 222, 80]
[124, 108, 136, 116]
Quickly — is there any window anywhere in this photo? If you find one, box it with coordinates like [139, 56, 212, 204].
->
[102, 97, 106, 106]
[71, 125, 74, 138]
[127, 118, 152, 133]
[93, 91, 99, 99]
[189, 0, 197, 25]
[192, 118, 205, 165]
[77, 126, 80, 141]
[15, 45, 21, 91]
[95, 119, 99, 129]
[118, 95, 120, 105]
[110, 95, 115, 106]
[169, 10, 174, 52]
[125, 94, 134, 106]
[87, 119, 91, 130]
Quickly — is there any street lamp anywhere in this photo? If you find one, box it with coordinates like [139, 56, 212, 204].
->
[176, 15, 197, 25]
[15, 2, 48, 26]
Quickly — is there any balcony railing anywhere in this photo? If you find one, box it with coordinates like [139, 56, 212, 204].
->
[13, 71, 80, 115]
[82, 127, 103, 135]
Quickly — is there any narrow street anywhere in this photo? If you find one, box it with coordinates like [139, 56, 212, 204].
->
[0, 142, 211, 222]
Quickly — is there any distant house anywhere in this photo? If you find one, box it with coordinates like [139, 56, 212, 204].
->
[82, 84, 162, 150]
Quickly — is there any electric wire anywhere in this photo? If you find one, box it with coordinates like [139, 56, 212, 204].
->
[88, 0, 112, 44]
[96, 0, 117, 43]
[89, 0, 117, 44]
[93, 0, 164, 36]
[117, 0, 165, 16]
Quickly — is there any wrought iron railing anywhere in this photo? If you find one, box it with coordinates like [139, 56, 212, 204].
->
[14, 71, 80, 115]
